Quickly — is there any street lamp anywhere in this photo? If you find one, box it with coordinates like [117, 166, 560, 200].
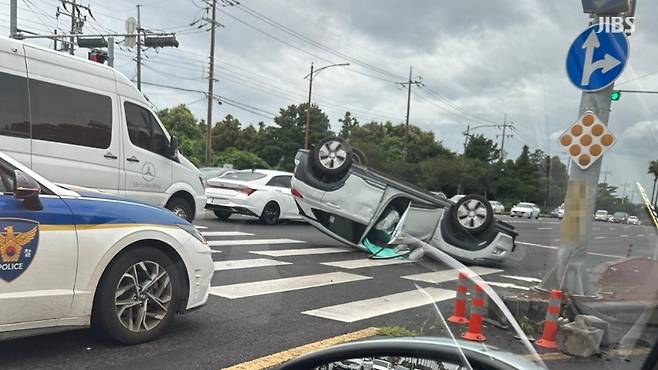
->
[304, 62, 350, 149]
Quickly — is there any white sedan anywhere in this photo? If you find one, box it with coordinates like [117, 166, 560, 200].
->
[510, 202, 540, 219]
[205, 169, 301, 224]
[489, 200, 505, 214]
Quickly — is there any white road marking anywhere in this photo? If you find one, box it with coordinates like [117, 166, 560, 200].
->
[516, 241, 624, 259]
[553, 239, 560, 242]
[638, 234, 645, 237]
[620, 235, 629, 238]
[211, 250, 222, 254]
[401, 266, 502, 284]
[486, 281, 530, 291]
[194, 225, 208, 229]
[209, 272, 371, 299]
[594, 236, 607, 240]
[208, 238, 305, 247]
[202, 231, 254, 237]
[321, 258, 413, 269]
[250, 247, 352, 257]
[213, 258, 291, 271]
[537, 227, 553, 230]
[500, 275, 542, 283]
[302, 287, 455, 323]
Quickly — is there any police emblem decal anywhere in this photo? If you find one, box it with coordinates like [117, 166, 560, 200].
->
[0, 219, 39, 282]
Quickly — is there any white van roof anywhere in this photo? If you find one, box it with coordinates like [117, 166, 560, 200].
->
[0, 36, 146, 104]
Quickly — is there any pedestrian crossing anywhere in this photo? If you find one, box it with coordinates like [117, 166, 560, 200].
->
[199, 228, 542, 324]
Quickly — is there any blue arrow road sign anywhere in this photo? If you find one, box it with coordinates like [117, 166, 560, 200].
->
[566, 24, 629, 92]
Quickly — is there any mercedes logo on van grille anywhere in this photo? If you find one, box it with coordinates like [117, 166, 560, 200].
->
[142, 162, 156, 182]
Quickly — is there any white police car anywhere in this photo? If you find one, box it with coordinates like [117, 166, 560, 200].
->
[0, 151, 213, 344]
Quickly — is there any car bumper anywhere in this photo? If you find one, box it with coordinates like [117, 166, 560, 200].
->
[510, 211, 531, 217]
[183, 239, 214, 311]
[205, 194, 260, 217]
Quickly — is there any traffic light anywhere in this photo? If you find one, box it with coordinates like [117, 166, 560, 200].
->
[143, 35, 179, 48]
[610, 90, 621, 101]
[88, 49, 108, 64]
[77, 37, 108, 48]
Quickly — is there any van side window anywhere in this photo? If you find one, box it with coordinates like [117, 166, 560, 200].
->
[29, 79, 112, 149]
[0, 72, 30, 138]
[125, 102, 170, 158]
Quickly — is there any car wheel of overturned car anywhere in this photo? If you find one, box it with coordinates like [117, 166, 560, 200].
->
[260, 201, 280, 225]
[93, 246, 182, 345]
[214, 210, 231, 221]
[311, 137, 353, 177]
[351, 147, 367, 166]
[450, 194, 494, 234]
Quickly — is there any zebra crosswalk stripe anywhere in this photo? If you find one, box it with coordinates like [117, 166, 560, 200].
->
[302, 287, 455, 323]
[320, 258, 413, 269]
[401, 266, 502, 284]
[250, 247, 352, 257]
[202, 231, 255, 237]
[209, 272, 371, 299]
[213, 258, 291, 271]
[208, 238, 305, 247]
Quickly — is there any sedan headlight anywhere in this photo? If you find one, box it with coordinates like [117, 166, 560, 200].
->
[177, 223, 207, 245]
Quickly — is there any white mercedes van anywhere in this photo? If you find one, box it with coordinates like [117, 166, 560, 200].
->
[0, 36, 205, 221]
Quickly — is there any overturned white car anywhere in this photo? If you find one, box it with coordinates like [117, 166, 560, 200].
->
[290, 137, 518, 264]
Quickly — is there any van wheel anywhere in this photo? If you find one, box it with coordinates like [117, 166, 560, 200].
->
[260, 202, 280, 225]
[93, 247, 181, 345]
[166, 197, 193, 222]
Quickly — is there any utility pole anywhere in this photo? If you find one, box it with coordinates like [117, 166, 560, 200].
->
[496, 114, 514, 161]
[136, 5, 142, 91]
[463, 123, 470, 150]
[601, 168, 612, 184]
[620, 180, 630, 203]
[69, 0, 76, 55]
[107, 36, 114, 67]
[304, 62, 314, 149]
[9, 0, 17, 38]
[540, 2, 636, 296]
[204, 0, 217, 166]
[397, 66, 423, 137]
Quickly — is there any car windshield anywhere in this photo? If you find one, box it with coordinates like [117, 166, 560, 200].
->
[3, 1, 658, 370]
[219, 171, 267, 181]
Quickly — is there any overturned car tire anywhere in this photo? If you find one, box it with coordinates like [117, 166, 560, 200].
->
[310, 137, 353, 177]
[450, 194, 494, 235]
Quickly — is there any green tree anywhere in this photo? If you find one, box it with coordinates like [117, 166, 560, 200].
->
[211, 114, 242, 153]
[464, 134, 501, 163]
[256, 103, 332, 171]
[157, 104, 204, 166]
[212, 148, 270, 170]
[338, 111, 359, 139]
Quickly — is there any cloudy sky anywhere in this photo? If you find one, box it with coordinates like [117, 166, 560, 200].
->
[2, 0, 657, 199]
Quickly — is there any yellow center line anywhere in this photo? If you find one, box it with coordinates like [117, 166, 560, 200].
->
[221, 327, 379, 370]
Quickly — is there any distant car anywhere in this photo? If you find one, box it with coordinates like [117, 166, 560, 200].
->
[607, 215, 614, 222]
[489, 200, 505, 214]
[449, 194, 466, 203]
[611, 211, 629, 224]
[199, 166, 233, 185]
[594, 210, 609, 221]
[627, 215, 640, 225]
[205, 169, 301, 224]
[551, 204, 564, 219]
[510, 202, 540, 219]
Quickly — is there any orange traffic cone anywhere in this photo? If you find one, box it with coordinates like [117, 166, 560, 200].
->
[462, 282, 486, 342]
[536, 289, 563, 349]
[448, 272, 469, 324]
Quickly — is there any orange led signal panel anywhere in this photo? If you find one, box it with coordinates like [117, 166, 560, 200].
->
[559, 111, 616, 170]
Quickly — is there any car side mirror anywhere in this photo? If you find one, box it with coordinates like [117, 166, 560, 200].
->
[14, 170, 43, 210]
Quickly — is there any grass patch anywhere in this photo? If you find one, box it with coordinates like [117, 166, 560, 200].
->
[377, 326, 419, 337]
[518, 316, 541, 335]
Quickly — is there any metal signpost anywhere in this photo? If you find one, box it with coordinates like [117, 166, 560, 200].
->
[540, 14, 630, 295]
